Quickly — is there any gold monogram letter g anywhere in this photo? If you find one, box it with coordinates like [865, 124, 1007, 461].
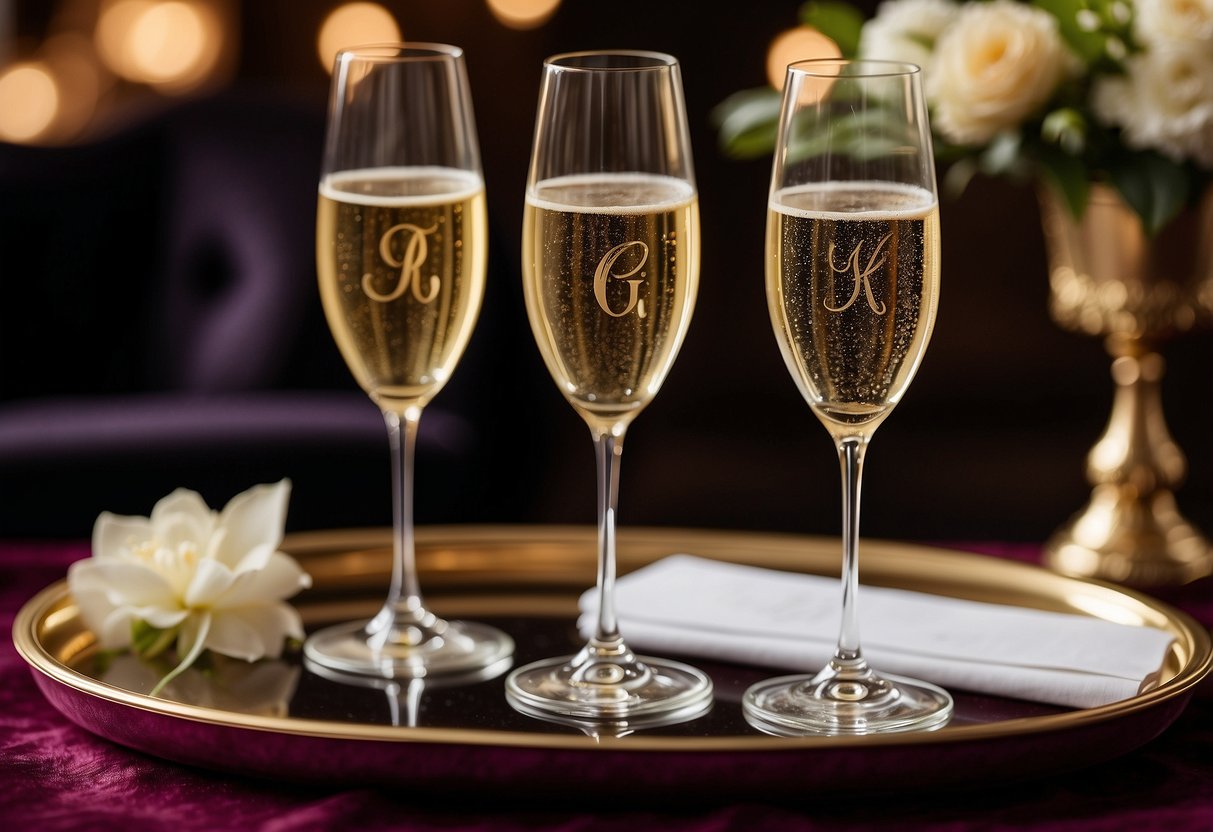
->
[593, 240, 648, 318]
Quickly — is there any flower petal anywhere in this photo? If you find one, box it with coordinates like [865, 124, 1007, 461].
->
[98, 607, 138, 649]
[204, 609, 268, 661]
[129, 605, 189, 630]
[184, 557, 236, 608]
[155, 513, 208, 554]
[211, 480, 291, 569]
[152, 545, 200, 598]
[69, 559, 178, 610]
[232, 542, 276, 574]
[69, 561, 119, 637]
[203, 525, 228, 564]
[206, 604, 303, 661]
[216, 551, 312, 608]
[92, 512, 153, 560]
[150, 489, 216, 543]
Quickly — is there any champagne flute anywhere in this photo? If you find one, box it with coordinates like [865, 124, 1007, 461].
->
[305, 43, 513, 679]
[743, 59, 952, 734]
[506, 50, 712, 723]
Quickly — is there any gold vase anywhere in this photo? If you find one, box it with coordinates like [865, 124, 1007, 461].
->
[1040, 183, 1213, 587]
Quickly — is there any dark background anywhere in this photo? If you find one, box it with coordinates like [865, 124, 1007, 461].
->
[2, 0, 1211, 545]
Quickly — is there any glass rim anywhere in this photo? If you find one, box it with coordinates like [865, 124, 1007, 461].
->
[544, 49, 678, 72]
[786, 58, 922, 78]
[334, 42, 464, 64]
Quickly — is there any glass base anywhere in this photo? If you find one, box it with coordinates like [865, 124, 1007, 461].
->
[505, 645, 713, 723]
[743, 668, 953, 736]
[303, 614, 515, 680]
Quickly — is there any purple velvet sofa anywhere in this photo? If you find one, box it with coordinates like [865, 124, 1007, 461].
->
[0, 90, 530, 538]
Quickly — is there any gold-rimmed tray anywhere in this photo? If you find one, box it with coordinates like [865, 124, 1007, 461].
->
[13, 525, 1212, 798]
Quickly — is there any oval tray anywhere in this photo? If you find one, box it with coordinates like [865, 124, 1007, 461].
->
[13, 525, 1212, 798]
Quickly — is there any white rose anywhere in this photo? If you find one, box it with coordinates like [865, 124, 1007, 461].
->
[68, 480, 312, 695]
[1134, 0, 1213, 45]
[927, 0, 1072, 145]
[1092, 41, 1213, 167]
[859, 0, 960, 75]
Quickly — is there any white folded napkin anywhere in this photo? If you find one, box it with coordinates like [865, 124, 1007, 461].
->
[577, 554, 1175, 709]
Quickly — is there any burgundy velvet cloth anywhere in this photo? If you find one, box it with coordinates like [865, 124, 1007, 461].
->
[4, 540, 1213, 831]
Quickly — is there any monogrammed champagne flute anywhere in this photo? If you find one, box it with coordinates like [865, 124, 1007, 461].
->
[743, 59, 952, 734]
[506, 50, 712, 723]
[305, 43, 513, 679]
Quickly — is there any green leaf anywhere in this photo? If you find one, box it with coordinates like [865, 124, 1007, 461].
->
[712, 87, 782, 159]
[131, 619, 178, 660]
[788, 134, 903, 163]
[979, 132, 1026, 176]
[785, 107, 920, 163]
[1107, 151, 1191, 236]
[1041, 108, 1087, 156]
[799, 1, 865, 57]
[1034, 0, 1106, 62]
[1035, 144, 1091, 219]
[941, 157, 980, 202]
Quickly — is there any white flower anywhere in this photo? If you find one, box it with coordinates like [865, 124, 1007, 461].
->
[859, 0, 959, 76]
[68, 480, 312, 694]
[1093, 41, 1213, 166]
[927, 0, 1073, 145]
[1134, 0, 1213, 45]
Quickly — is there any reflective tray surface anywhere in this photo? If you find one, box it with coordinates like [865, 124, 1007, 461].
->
[14, 526, 1212, 797]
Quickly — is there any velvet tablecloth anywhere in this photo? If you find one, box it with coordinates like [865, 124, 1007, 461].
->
[4, 539, 1213, 831]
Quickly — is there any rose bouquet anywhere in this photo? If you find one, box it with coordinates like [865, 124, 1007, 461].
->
[714, 0, 1213, 234]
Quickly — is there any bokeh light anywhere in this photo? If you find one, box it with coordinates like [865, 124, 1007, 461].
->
[317, 3, 402, 73]
[129, 2, 206, 83]
[485, 0, 562, 29]
[42, 32, 104, 139]
[95, 0, 223, 93]
[96, 0, 150, 79]
[0, 62, 60, 142]
[766, 26, 842, 89]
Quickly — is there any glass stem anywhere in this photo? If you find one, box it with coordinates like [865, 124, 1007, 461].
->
[834, 435, 869, 673]
[383, 406, 425, 617]
[590, 423, 626, 649]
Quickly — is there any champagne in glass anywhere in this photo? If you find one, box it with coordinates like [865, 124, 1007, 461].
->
[521, 173, 699, 422]
[768, 181, 940, 434]
[743, 60, 952, 735]
[506, 51, 713, 725]
[317, 167, 487, 410]
[304, 44, 513, 680]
